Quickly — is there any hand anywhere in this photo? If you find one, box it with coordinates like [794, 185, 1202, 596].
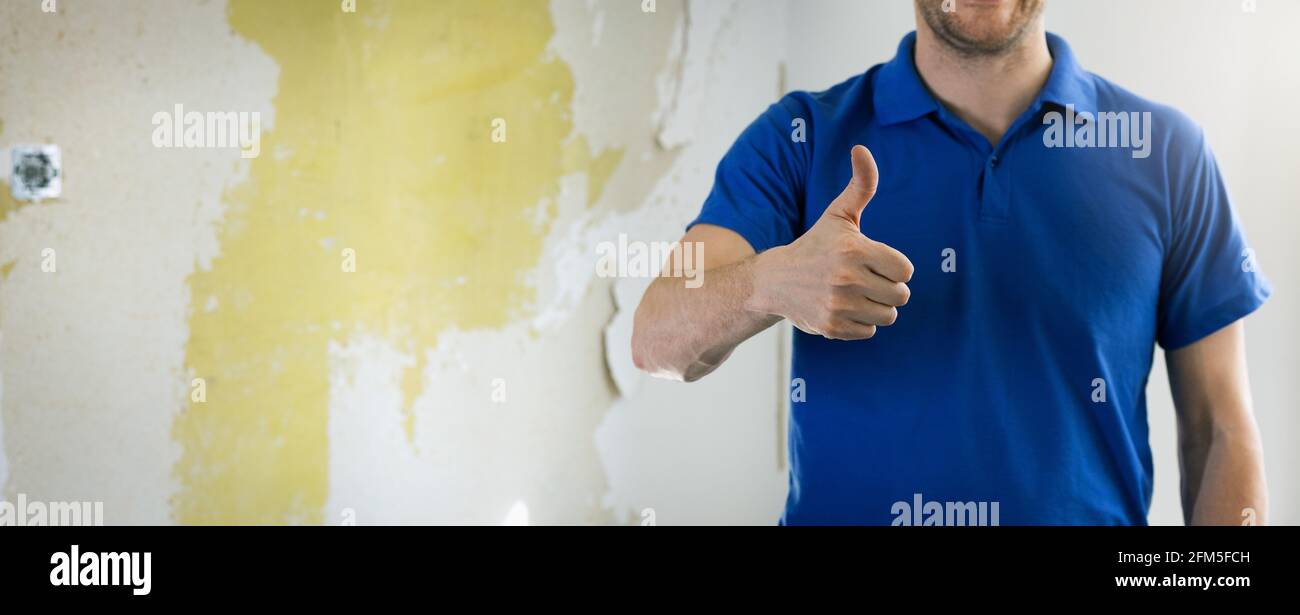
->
[751, 145, 914, 340]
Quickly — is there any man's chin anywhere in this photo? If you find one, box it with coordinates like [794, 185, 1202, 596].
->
[918, 0, 1044, 56]
[954, 27, 1023, 50]
[936, 21, 1034, 55]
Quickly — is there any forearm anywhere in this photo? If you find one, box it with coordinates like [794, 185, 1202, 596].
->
[1167, 321, 1267, 525]
[631, 253, 781, 382]
[631, 147, 909, 382]
[1180, 415, 1268, 525]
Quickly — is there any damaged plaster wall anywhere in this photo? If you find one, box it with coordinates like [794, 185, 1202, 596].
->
[325, 0, 790, 526]
[1, 0, 790, 525]
[592, 0, 789, 525]
[0, 0, 277, 524]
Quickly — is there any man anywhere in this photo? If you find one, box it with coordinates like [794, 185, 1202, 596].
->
[631, 0, 1271, 525]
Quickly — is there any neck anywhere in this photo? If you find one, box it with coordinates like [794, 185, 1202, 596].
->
[913, 21, 1052, 146]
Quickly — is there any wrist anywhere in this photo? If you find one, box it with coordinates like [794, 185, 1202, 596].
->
[744, 247, 786, 318]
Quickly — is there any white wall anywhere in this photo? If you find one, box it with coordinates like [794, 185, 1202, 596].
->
[785, 0, 1300, 524]
[0, 0, 792, 526]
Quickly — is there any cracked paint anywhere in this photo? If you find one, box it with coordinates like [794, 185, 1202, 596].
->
[175, 0, 620, 524]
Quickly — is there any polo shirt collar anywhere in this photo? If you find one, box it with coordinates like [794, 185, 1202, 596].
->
[874, 32, 939, 126]
[873, 31, 1097, 126]
[1036, 32, 1098, 117]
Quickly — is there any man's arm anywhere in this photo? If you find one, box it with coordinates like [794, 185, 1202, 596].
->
[631, 146, 913, 382]
[1166, 320, 1268, 525]
[630, 224, 776, 382]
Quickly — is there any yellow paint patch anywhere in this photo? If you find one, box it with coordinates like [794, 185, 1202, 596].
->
[0, 180, 18, 224]
[175, 0, 620, 524]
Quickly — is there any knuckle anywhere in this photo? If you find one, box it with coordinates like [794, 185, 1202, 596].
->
[828, 270, 857, 289]
[820, 319, 847, 338]
[836, 237, 863, 259]
[824, 294, 848, 316]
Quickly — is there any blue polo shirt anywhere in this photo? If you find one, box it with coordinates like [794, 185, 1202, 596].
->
[691, 32, 1271, 525]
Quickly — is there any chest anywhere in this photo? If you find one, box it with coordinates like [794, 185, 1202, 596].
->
[803, 128, 1170, 342]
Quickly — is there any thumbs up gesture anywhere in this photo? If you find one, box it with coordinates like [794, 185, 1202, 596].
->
[751, 146, 914, 340]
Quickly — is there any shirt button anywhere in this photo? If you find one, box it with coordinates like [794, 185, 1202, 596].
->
[990, 155, 999, 167]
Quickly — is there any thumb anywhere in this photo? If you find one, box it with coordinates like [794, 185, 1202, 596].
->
[824, 145, 879, 225]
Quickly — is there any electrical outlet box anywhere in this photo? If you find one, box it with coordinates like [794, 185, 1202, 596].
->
[10, 144, 62, 201]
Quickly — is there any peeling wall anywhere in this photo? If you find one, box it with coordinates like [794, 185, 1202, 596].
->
[1, 0, 276, 525]
[177, 0, 632, 525]
[0, 0, 789, 525]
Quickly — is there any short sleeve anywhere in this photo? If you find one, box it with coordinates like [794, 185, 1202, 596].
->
[1157, 128, 1271, 350]
[687, 97, 809, 253]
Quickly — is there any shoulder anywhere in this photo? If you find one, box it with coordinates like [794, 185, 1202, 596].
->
[1088, 72, 1207, 160]
[759, 69, 878, 129]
